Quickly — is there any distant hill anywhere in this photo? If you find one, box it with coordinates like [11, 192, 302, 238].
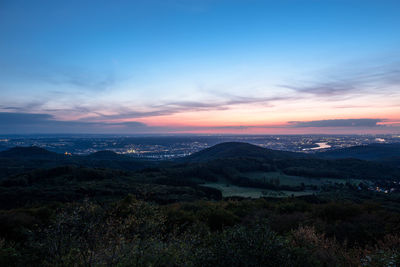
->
[0, 146, 156, 178]
[1, 143, 399, 183]
[0, 146, 60, 159]
[318, 143, 400, 161]
[183, 142, 304, 162]
[173, 142, 400, 181]
[0, 146, 140, 162]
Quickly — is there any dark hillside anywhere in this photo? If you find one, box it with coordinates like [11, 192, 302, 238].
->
[318, 143, 400, 161]
[183, 142, 304, 162]
[0, 146, 61, 159]
[0, 165, 221, 209]
[0, 147, 155, 178]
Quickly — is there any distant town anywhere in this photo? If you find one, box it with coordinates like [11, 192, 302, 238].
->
[0, 134, 399, 159]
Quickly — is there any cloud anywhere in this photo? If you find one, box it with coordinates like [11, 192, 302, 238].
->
[283, 83, 357, 98]
[0, 56, 117, 92]
[0, 112, 146, 134]
[0, 101, 49, 113]
[82, 94, 283, 122]
[49, 70, 116, 92]
[288, 119, 383, 128]
[2, 55, 400, 134]
[281, 60, 400, 98]
[1, 90, 288, 124]
[1, 112, 397, 134]
[0, 112, 53, 124]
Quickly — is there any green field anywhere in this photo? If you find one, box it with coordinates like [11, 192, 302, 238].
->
[203, 182, 316, 198]
[202, 172, 368, 198]
[242, 171, 364, 187]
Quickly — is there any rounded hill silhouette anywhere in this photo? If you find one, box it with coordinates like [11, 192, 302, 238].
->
[0, 146, 58, 158]
[184, 142, 302, 162]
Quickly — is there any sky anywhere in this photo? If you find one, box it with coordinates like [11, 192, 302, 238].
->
[0, 0, 400, 134]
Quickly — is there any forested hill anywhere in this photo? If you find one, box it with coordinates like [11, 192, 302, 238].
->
[0, 146, 157, 178]
[182, 142, 306, 162]
[2, 142, 400, 162]
[1, 143, 400, 181]
[0, 146, 60, 159]
[318, 143, 400, 165]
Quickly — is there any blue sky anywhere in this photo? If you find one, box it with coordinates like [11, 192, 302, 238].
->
[0, 0, 400, 134]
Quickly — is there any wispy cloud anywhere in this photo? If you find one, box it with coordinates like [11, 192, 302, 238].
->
[82, 94, 284, 122]
[0, 112, 146, 134]
[49, 71, 116, 92]
[0, 101, 48, 113]
[0, 56, 117, 92]
[2, 53, 400, 133]
[1, 111, 398, 134]
[288, 119, 383, 128]
[281, 60, 400, 99]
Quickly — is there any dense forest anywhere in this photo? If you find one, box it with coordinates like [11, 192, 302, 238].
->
[0, 142, 399, 266]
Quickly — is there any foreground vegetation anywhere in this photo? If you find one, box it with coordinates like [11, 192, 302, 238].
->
[1, 193, 400, 266]
[0, 143, 399, 266]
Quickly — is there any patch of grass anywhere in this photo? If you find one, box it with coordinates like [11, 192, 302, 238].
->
[242, 171, 364, 187]
[203, 183, 315, 198]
